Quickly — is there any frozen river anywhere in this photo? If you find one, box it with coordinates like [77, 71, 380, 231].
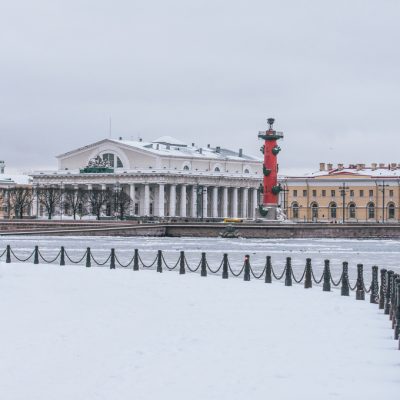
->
[1, 236, 400, 284]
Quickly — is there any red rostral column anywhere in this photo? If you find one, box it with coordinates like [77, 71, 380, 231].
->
[258, 118, 284, 210]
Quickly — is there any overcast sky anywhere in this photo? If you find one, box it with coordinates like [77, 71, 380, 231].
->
[1, 0, 399, 174]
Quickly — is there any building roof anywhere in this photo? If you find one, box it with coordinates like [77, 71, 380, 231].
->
[0, 174, 32, 186]
[58, 137, 262, 163]
[286, 163, 400, 179]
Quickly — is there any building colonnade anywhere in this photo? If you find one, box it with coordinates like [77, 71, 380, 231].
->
[33, 181, 260, 219]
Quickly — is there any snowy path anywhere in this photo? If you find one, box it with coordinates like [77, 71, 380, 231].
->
[0, 262, 398, 400]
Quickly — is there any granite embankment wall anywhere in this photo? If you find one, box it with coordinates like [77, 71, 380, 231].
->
[1, 221, 400, 238]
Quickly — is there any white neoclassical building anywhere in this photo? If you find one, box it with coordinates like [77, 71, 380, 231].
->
[31, 136, 263, 219]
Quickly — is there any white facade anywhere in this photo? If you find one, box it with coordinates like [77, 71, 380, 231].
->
[31, 136, 263, 219]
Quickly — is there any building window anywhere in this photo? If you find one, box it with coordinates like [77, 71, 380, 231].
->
[331, 190, 335, 197]
[312, 190, 317, 197]
[322, 190, 326, 197]
[359, 190, 364, 197]
[102, 153, 123, 168]
[367, 202, 375, 219]
[350, 190, 354, 197]
[349, 203, 356, 219]
[134, 203, 139, 215]
[292, 202, 299, 219]
[389, 189, 394, 197]
[369, 190, 374, 197]
[329, 202, 337, 219]
[311, 203, 318, 220]
[303, 190, 307, 197]
[244, 169, 250, 174]
[214, 167, 220, 172]
[388, 203, 395, 219]
[183, 165, 190, 171]
[293, 190, 297, 197]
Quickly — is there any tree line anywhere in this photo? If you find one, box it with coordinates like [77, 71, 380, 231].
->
[0, 186, 132, 220]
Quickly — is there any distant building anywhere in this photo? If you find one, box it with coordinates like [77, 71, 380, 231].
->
[30, 137, 263, 219]
[282, 162, 400, 222]
[0, 161, 33, 219]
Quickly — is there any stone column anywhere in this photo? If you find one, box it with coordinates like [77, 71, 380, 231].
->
[157, 183, 165, 217]
[232, 187, 238, 218]
[144, 184, 150, 216]
[129, 184, 135, 215]
[190, 186, 197, 218]
[180, 185, 187, 217]
[202, 186, 208, 218]
[252, 187, 258, 218]
[222, 187, 228, 218]
[242, 187, 249, 218]
[169, 185, 176, 217]
[212, 187, 219, 218]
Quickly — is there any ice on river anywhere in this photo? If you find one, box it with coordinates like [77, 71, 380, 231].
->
[1, 236, 400, 283]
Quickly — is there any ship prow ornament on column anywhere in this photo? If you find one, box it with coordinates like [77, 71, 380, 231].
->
[257, 118, 285, 220]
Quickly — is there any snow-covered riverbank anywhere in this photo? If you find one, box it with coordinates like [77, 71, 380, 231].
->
[0, 262, 398, 400]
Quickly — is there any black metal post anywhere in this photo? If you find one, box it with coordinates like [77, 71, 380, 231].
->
[86, 247, 91, 268]
[179, 251, 185, 274]
[379, 268, 387, 309]
[6, 244, 11, 263]
[200, 253, 207, 277]
[394, 280, 400, 340]
[157, 250, 163, 273]
[385, 271, 394, 314]
[284, 257, 292, 286]
[34, 246, 39, 265]
[110, 248, 115, 269]
[133, 249, 139, 271]
[222, 253, 228, 279]
[322, 259, 331, 292]
[390, 274, 399, 321]
[370, 266, 379, 304]
[60, 246, 65, 266]
[265, 256, 272, 283]
[341, 262, 350, 296]
[355, 264, 365, 300]
[304, 258, 312, 289]
[243, 255, 250, 281]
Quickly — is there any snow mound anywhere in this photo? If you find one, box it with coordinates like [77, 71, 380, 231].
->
[0, 263, 398, 400]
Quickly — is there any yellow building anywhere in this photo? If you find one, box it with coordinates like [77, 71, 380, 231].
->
[281, 163, 400, 223]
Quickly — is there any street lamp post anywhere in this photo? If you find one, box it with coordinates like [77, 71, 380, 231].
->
[339, 182, 350, 224]
[197, 185, 204, 219]
[378, 182, 389, 223]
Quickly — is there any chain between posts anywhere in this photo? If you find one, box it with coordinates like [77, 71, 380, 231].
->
[161, 253, 180, 271]
[228, 260, 245, 277]
[38, 250, 61, 264]
[138, 252, 158, 269]
[311, 269, 324, 285]
[64, 249, 88, 264]
[115, 253, 135, 268]
[271, 263, 287, 280]
[91, 253, 112, 266]
[0, 248, 7, 259]
[206, 258, 224, 274]
[291, 266, 306, 284]
[10, 248, 36, 262]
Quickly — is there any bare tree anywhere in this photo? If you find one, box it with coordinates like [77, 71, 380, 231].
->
[6, 187, 34, 219]
[37, 186, 61, 219]
[88, 188, 112, 220]
[63, 188, 88, 220]
[114, 189, 131, 220]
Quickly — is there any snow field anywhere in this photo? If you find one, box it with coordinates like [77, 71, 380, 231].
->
[0, 262, 399, 399]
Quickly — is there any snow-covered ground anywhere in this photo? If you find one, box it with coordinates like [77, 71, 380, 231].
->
[2, 236, 400, 283]
[0, 262, 398, 400]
